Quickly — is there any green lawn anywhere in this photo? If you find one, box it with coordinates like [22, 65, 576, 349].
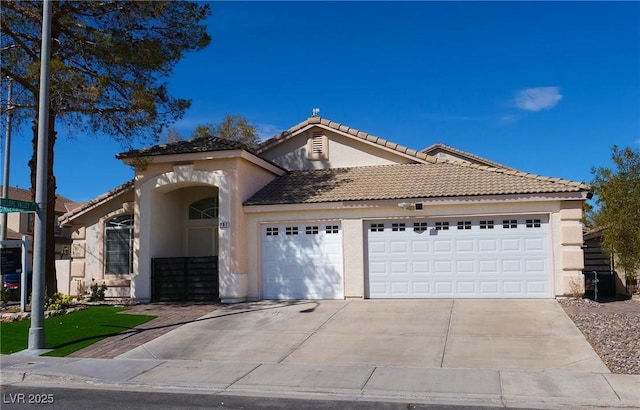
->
[0, 306, 155, 357]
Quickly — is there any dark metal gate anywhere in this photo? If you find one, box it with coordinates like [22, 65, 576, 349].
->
[582, 242, 615, 300]
[151, 256, 219, 302]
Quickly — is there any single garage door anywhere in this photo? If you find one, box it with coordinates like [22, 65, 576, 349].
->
[368, 216, 552, 298]
[263, 222, 343, 299]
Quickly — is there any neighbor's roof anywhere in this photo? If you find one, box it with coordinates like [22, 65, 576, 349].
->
[0, 185, 76, 214]
[59, 180, 134, 224]
[244, 162, 591, 205]
[116, 136, 246, 159]
[421, 143, 514, 170]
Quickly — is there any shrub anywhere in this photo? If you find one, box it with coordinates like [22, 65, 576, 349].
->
[44, 292, 74, 311]
[0, 287, 11, 304]
[88, 280, 108, 302]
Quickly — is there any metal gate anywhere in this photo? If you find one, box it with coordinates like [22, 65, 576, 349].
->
[582, 242, 615, 300]
[151, 256, 219, 302]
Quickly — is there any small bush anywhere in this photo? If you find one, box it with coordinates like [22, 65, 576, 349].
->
[0, 287, 11, 303]
[88, 281, 108, 302]
[44, 292, 74, 311]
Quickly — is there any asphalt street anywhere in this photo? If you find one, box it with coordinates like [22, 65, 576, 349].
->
[0, 385, 527, 410]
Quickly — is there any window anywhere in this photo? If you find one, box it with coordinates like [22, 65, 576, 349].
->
[413, 222, 428, 232]
[392, 223, 406, 232]
[326, 225, 339, 234]
[457, 221, 471, 230]
[266, 227, 279, 236]
[435, 222, 449, 231]
[371, 223, 385, 232]
[105, 214, 134, 275]
[503, 219, 518, 229]
[480, 220, 494, 229]
[189, 197, 218, 220]
[285, 226, 299, 235]
[526, 219, 541, 228]
[306, 226, 319, 235]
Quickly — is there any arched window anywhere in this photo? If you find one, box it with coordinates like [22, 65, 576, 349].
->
[105, 214, 134, 275]
[189, 197, 218, 220]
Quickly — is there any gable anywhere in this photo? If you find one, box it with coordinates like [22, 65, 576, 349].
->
[257, 117, 432, 171]
[421, 143, 513, 169]
[259, 125, 418, 170]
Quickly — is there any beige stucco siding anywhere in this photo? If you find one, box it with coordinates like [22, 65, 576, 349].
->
[62, 188, 135, 298]
[260, 127, 415, 170]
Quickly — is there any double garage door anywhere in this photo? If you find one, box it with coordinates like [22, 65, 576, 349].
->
[368, 216, 552, 298]
[262, 215, 552, 300]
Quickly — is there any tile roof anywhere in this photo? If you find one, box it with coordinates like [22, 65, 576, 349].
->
[59, 180, 134, 224]
[244, 162, 591, 205]
[256, 116, 433, 162]
[116, 136, 246, 159]
[0, 186, 76, 214]
[421, 143, 514, 170]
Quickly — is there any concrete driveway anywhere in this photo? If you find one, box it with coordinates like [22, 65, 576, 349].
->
[118, 299, 608, 372]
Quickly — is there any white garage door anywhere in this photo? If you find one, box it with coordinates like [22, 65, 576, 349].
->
[368, 216, 552, 298]
[263, 222, 344, 299]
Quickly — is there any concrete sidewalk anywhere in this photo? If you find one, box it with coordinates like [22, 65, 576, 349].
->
[1, 354, 639, 408]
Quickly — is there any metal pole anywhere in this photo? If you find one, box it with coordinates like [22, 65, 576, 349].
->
[28, 0, 52, 351]
[21, 236, 28, 312]
[1, 78, 13, 242]
[0, 78, 13, 287]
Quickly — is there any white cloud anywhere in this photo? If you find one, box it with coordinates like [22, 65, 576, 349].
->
[515, 87, 563, 112]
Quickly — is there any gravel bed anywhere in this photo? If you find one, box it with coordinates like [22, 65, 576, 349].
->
[559, 298, 640, 375]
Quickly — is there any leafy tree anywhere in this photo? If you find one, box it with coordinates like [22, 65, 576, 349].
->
[164, 127, 185, 144]
[191, 114, 260, 150]
[1, 1, 211, 295]
[591, 145, 640, 285]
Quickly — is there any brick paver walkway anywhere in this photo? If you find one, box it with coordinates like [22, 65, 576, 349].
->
[68, 302, 222, 359]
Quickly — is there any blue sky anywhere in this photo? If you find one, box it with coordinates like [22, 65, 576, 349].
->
[3, 1, 639, 202]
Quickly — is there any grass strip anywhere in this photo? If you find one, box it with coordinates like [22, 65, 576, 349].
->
[0, 306, 155, 356]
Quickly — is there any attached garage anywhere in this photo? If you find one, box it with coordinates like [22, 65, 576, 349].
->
[262, 222, 344, 299]
[367, 215, 552, 298]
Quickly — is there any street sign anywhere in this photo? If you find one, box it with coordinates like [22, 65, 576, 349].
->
[0, 198, 37, 213]
[1, 247, 22, 273]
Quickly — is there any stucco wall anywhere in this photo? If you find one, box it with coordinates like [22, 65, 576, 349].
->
[63, 188, 135, 298]
[260, 127, 414, 170]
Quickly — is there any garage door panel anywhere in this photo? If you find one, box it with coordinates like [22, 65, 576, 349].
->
[368, 216, 552, 298]
[479, 281, 499, 294]
[433, 240, 452, 252]
[456, 260, 475, 272]
[503, 281, 523, 294]
[479, 260, 498, 273]
[411, 241, 429, 253]
[434, 260, 453, 273]
[501, 238, 522, 251]
[525, 238, 545, 251]
[478, 239, 498, 252]
[456, 240, 474, 252]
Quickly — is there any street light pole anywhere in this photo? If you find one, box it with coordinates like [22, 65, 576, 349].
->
[28, 0, 52, 351]
[1, 77, 14, 242]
